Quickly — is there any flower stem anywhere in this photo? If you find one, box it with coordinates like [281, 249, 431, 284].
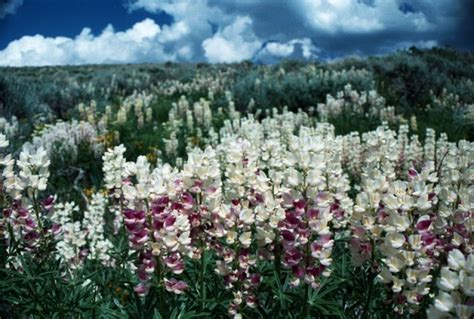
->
[200, 249, 207, 311]
[156, 256, 165, 316]
[274, 235, 282, 283]
[361, 238, 376, 318]
[301, 173, 311, 318]
[302, 282, 310, 318]
[361, 272, 374, 319]
[32, 192, 44, 236]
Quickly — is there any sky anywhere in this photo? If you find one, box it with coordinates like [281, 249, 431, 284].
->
[0, 0, 472, 66]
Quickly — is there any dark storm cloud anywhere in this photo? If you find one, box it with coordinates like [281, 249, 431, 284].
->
[436, 0, 474, 50]
[0, 0, 23, 19]
[206, 0, 472, 59]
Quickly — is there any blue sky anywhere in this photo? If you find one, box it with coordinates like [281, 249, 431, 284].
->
[0, 0, 472, 66]
[0, 0, 173, 49]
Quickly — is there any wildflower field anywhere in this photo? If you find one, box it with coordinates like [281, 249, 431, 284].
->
[0, 48, 473, 318]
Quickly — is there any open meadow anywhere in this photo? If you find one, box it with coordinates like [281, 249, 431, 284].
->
[0, 48, 473, 318]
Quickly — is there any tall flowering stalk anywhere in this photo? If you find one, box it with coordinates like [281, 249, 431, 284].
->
[180, 147, 222, 310]
[276, 130, 344, 316]
[1, 137, 56, 267]
[215, 138, 276, 317]
[108, 149, 192, 299]
[102, 144, 127, 233]
[83, 193, 114, 267]
[50, 201, 86, 269]
[374, 165, 440, 314]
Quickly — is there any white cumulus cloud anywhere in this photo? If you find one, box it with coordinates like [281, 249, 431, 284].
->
[294, 0, 433, 34]
[0, 19, 192, 66]
[254, 38, 319, 63]
[264, 42, 295, 57]
[202, 16, 262, 63]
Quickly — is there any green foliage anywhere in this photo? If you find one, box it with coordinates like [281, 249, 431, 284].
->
[2, 48, 473, 142]
[47, 140, 103, 207]
[231, 66, 374, 115]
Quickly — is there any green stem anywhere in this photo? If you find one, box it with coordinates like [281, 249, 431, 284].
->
[200, 249, 207, 311]
[156, 256, 165, 316]
[301, 173, 311, 318]
[274, 235, 282, 283]
[92, 283, 97, 319]
[301, 236, 312, 318]
[302, 282, 310, 318]
[361, 238, 376, 318]
[31, 192, 44, 235]
[31, 191, 49, 261]
[361, 272, 374, 319]
[197, 193, 206, 311]
[341, 244, 347, 312]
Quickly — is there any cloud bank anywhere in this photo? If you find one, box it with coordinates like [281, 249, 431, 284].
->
[0, 0, 472, 66]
